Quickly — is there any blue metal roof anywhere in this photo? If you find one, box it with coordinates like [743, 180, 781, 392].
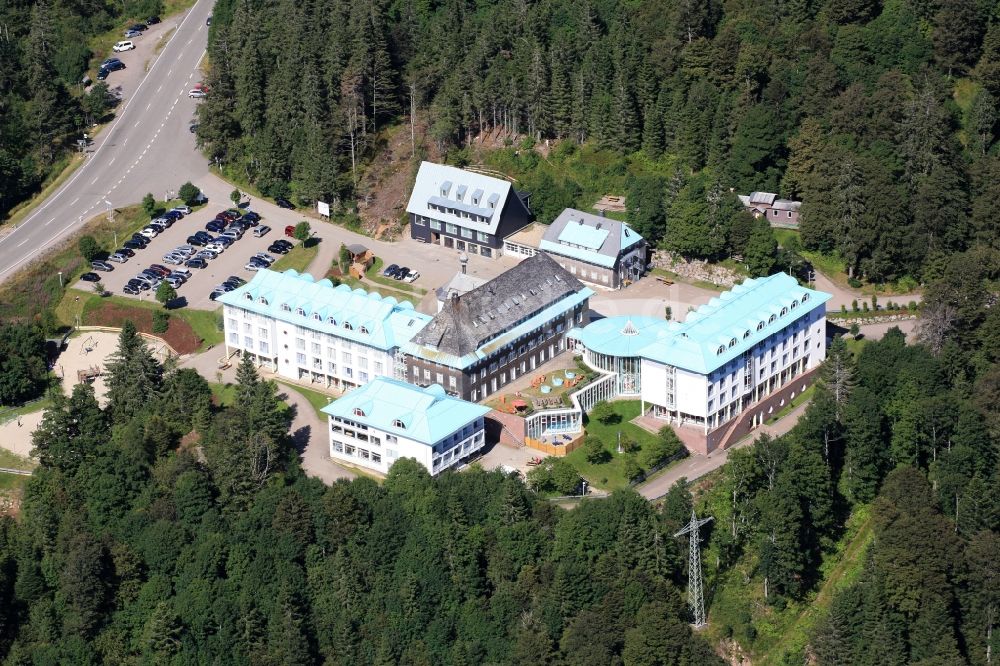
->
[557, 223, 609, 250]
[538, 239, 618, 268]
[570, 273, 830, 374]
[321, 377, 490, 445]
[218, 269, 433, 351]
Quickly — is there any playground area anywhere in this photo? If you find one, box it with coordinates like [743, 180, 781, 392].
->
[488, 357, 596, 414]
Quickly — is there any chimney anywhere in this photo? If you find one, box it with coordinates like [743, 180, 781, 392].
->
[450, 291, 460, 309]
[459, 251, 469, 274]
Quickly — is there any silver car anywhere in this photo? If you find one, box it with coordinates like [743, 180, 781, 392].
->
[108, 253, 129, 263]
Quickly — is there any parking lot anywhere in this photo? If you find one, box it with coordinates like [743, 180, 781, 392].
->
[78, 204, 296, 310]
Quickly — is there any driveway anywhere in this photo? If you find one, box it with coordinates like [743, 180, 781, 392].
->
[812, 270, 922, 311]
[79, 204, 289, 310]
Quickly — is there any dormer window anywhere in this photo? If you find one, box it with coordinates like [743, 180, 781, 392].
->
[780, 307, 788, 316]
[729, 338, 736, 348]
[353, 407, 365, 417]
[243, 293, 252, 301]
[790, 300, 798, 309]
[744, 330, 751, 339]
[359, 326, 369, 335]
[258, 296, 268, 305]
[756, 322, 764, 331]
[281, 303, 291, 312]
[313, 312, 322, 321]
[456, 184, 467, 201]
[717, 345, 725, 355]
[392, 419, 405, 429]
[802, 293, 810, 302]
[343, 322, 353, 331]
[296, 307, 306, 316]
[440, 180, 452, 197]
[768, 314, 776, 324]
[327, 316, 337, 325]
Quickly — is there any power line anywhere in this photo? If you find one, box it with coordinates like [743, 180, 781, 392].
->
[674, 508, 713, 628]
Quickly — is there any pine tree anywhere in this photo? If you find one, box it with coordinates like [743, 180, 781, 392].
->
[104, 321, 163, 424]
[743, 217, 777, 276]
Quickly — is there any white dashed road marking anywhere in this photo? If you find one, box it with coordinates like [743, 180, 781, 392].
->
[90, 176, 99, 184]
[45, 218, 55, 226]
[70, 197, 79, 205]
[16, 239, 28, 247]
[108, 157, 115, 165]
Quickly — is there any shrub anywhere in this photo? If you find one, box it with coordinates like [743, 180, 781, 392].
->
[871, 294, 878, 310]
[230, 189, 242, 206]
[178, 182, 201, 206]
[851, 299, 859, 312]
[621, 455, 642, 482]
[142, 193, 157, 217]
[849, 322, 860, 338]
[338, 243, 351, 273]
[152, 310, 169, 333]
[862, 302, 869, 312]
[847, 277, 862, 288]
[840, 304, 846, 314]
[526, 457, 581, 495]
[78, 235, 101, 262]
[908, 300, 917, 311]
[639, 427, 682, 469]
[293, 221, 311, 242]
[156, 282, 177, 306]
[582, 436, 609, 464]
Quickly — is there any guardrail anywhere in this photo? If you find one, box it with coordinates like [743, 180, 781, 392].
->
[75, 325, 180, 357]
[0, 467, 33, 476]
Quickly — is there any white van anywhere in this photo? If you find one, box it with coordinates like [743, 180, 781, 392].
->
[113, 40, 135, 52]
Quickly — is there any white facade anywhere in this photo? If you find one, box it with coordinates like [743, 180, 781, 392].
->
[328, 413, 486, 475]
[223, 304, 397, 390]
[642, 304, 827, 431]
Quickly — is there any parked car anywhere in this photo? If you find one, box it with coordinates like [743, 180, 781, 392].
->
[108, 253, 128, 264]
[252, 252, 275, 265]
[146, 15, 160, 25]
[284, 225, 296, 237]
[113, 40, 135, 52]
[163, 210, 183, 221]
[226, 276, 246, 286]
[218, 210, 238, 221]
[139, 227, 158, 239]
[128, 23, 147, 32]
[276, 197, 295, 209]
[101, 57, 123, 67]
[186, 235, 205, 246]
[214, 236, 235, 248]
[162, 256, 184, 266]
[122, 285, 140, 295]
[244, 261, 265, 271]
[185, 258, 208, 269]
[252, 225, 271, 237]
[96, 67, 111, 81]
[115, 247, 135, 257]
[106, 59, 125, 72]
[273, 239, 293, 249]
[188, 89, 207, 98]
[174, 245, 195, 257]
[149, 264, 171, 276]
[91, 260, 113, 272]
[206, 15, 212, 25]
[165, 277, 184, 288]
[242, 211, 261, 222]
[129, 233, 149, 244]
[403, 270, 420, 283]
[128, 278, 151, 290]
[205, 220, 224, 232]
[209, 290, 226, 301]
[195, 250, 218, 261]
[382, 263, 400, 278]
[193, 230, 212, 241]
[124, 29, 142, 38]
[394, 267, 410, 281]
[169, 205, 191, 215]
[219, 230, 242, 241]
[171, 268, 192, 280]
[123, 240, 145, 251]
[267, 243, 290, 254]
[80, 272, 101, 282]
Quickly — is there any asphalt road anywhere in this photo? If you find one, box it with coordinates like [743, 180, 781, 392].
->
[0, 0, 214, 284]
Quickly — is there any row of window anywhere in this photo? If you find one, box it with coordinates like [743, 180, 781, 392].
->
[331, 440, 385, 465]
[415, 215, 492, 242]
[713, 295, 812, 355]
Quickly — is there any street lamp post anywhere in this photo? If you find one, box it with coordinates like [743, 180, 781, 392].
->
[58, 271, 63, 288]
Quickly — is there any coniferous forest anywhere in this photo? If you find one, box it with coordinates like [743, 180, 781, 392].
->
[198, 0, 1000, 282]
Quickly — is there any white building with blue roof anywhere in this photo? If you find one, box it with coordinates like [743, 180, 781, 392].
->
[534, 208, 646, 289]
[568, 273, 830, 452]
[321, 377, 491, 475]
[218, 269, 433, 390]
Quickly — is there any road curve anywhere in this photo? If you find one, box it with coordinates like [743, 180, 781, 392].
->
[0, 0, 214, 284]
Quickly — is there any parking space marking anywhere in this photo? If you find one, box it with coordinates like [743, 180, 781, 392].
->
[16, 238, 28, 247]
[45, 218, 55, 226]
[108, 157, 115, 165]
[70, 197, 79, 205]
[91, 176, 99, 184]
[156, 85, 162, 93]
[146, 102, 151, 111]
[134, 120, 141, 128]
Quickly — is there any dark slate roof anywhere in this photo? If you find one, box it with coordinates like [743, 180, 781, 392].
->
[411, 253, 585, 357]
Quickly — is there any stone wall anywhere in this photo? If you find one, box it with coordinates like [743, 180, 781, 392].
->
[650, 250, 743, 288]
[828, 313, 918, 327]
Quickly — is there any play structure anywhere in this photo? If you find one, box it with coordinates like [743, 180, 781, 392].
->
[77, 365, 102, 383]
[81, 336, 96, 356]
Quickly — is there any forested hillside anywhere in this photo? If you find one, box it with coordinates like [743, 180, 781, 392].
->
[0, 0, 160, 218]
[0, 323, 721, 664]
[202, 0, 1000, 282]
[695, 247, 1000, 663]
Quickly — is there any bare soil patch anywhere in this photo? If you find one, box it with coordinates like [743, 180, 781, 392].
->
[84, 302, 201, 354]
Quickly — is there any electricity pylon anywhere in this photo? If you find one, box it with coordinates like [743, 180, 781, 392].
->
[673, 508, 713, 628]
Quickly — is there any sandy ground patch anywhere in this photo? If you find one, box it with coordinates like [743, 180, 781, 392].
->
[0, 409, 44, 460]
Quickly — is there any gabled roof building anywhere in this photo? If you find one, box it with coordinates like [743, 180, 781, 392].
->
[534, 208, 646, 289]
[218, 269, 432, 390]
[738, 191, 802, 229]
[322, 377, 490, 475]
[404, 253, 593, 401]
[406, 161, 532, 258]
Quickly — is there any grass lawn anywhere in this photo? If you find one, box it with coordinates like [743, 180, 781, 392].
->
[0, 473, 30, 492]
[765, 384, 815, 425]
[563, 400, 662, 491]
[277, 381, 337, 420]
[335, 273, 421, 306]
[0, 448, 36, 471]
[209, 382, 236, 407]
[0, 396, 53, 425]
[272, 243, 319, 273]
[57, 289, 223, 350]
